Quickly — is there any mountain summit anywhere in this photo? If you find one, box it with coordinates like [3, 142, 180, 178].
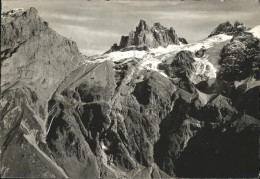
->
[108, 20, 186, 53]
[208, 21, 248, 37]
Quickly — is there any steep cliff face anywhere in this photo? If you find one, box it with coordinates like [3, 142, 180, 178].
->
[1, 8, 259, 178]
[0, 7, 86, 178]
[1, 7, 83, 100]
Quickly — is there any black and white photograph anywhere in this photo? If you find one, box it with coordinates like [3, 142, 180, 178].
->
[0, 0, 260, 178]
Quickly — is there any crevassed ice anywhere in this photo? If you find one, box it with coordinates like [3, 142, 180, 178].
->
[190, 56, 217, 84]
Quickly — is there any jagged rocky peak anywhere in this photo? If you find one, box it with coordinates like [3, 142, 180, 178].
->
[209, 21, 248, 37]
[107, 20, 184, 53]
[137, 19, 149, 31]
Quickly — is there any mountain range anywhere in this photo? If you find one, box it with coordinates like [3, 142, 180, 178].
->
[0, 7, 259, 178]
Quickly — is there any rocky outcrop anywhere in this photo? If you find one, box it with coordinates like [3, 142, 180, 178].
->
[105, 43, 120, 53]
[195, 47, 206, 58]
[108, 20, 180, 52]
[159, 50, 195, 79]
[219, 31, 260, 81]
[1, 8, 259, 178]
[178, 37, 188, 44]
[209, 21, 248, 37]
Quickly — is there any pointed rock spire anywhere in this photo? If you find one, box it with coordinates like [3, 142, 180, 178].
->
[137, 20, 149, 31]
[108, 20, 181, 52]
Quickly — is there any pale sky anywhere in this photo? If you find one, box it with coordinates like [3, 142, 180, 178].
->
[2, 0, 260, 56]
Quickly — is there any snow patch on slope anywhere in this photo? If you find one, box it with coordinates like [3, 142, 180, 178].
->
[249, 25, 260, 39]
[196, 89, 214, 106]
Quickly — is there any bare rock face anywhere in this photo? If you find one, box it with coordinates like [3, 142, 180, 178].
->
[0, 7, 96, 178]
[1, 8, 259, 178]
[108, 20, 180, 52]
[1, 7, 83, 100]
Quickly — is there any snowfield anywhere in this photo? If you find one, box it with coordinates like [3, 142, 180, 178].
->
[249, 25, 260, 39]
[181, 34, 232, 52]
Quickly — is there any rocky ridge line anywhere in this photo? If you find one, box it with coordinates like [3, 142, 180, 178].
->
[208, 21, 248, 37]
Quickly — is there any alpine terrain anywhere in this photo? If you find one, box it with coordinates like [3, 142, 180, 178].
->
[1, 7, 259, 178]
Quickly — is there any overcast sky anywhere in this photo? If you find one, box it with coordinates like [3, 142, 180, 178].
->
[2, 0, 260, 56]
